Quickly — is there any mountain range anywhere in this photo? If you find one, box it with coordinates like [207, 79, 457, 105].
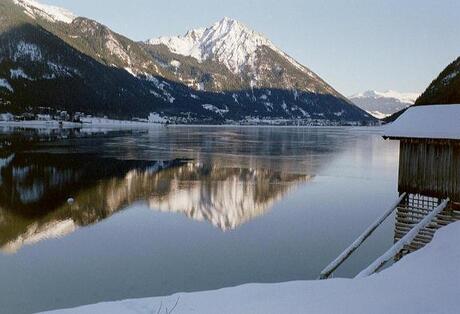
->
[383, 56, 460, 122]
[0, 0, 374, 124]
[349, 90, 419, 119]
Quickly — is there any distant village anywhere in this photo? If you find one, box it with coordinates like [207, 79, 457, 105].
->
[0, 107, 374, 127]
[0, 107, 156, 126]
[0, 108, 89, 123]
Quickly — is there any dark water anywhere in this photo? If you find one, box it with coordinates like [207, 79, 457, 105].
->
[0, 126, 399, 314]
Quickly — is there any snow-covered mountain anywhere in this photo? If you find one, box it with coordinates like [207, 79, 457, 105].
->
[13, 0, 76, 24]
[349, 90, 420, 119]
[0, 0, 374, 124]
[146, 17, 335, 95]
[148, 17, 313, 77]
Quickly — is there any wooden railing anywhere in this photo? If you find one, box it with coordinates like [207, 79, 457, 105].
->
[355, 198, 450, 278]
[319, 193, 407, 280]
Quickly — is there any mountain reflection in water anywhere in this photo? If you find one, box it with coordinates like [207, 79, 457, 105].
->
[149, 163, 312, 230]
[0, 153, 186, 253]
[0, 153, 311, 253]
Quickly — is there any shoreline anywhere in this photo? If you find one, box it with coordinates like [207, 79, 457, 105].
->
[0, 120, 384, 130]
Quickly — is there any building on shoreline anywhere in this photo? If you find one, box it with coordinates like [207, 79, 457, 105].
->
[384, 104, 460, 257]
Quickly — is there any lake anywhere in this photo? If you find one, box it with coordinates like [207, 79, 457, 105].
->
[0, 126, 399, 314]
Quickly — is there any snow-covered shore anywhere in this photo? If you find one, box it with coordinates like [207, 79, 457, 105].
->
[40, 222, 460, 314]
[0, 119, 153, 129]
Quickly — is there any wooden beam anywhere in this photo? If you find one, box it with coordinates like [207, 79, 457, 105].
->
[355, 198, 450, 278]
[318, 193, 406, 280]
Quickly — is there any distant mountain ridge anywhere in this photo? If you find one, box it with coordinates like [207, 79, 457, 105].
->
[416, 56, 460, 105]
[350, 90, 419, 119]
[384, 56, 460, 123]
[0, 0, 374, 124]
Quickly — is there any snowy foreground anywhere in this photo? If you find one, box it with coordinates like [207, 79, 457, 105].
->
[41, 222, 460, 314]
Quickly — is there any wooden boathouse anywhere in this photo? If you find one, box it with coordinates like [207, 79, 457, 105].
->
[383, 104, 460, 258]
[319, 104, 460, 279]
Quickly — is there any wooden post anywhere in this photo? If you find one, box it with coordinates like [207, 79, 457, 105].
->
[355, 198, 450, 278]
[318, 193, 407, 280]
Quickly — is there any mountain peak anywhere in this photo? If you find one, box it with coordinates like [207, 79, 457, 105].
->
[350, 90, 420, 104]
[211, 17, 249, 34]
[13, 0, 76, 24]
[146, 18, 286, 74]
[349, 90, 420, 119]
[216, 16, 240, 26]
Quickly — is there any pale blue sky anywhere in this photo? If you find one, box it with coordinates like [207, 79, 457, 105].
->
[45, 0, 459, 95]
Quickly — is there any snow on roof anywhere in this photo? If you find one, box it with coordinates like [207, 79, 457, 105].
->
[384, 104, 460, 140]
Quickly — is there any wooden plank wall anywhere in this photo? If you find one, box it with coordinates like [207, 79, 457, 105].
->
[398, 139, 460, 201]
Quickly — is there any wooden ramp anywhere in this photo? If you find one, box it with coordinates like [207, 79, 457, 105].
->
[395, 193, 460, 260]
[319, 195, 456, 279]
[318, 193, 406, 280]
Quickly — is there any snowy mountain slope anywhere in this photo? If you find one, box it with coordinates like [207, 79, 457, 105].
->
[349, 90, 419, 118]
[13, 0, 76, 24]
[1, 0, 375, 124]
[143, 17, 374, 123]
[0, 7, 215, 122]
[384, 56, 460, 123]
[145, 17, 338, 96]
[148, 17, 313, 77]
[416, 56, 460, 105]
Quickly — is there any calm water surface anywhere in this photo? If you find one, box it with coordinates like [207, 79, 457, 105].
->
[0, 126, 399, 314]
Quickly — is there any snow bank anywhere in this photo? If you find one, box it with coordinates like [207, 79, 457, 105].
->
[384, 104, 460, 140]
[40, 221, 460, 314]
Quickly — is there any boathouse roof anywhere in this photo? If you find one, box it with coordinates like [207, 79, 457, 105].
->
[383, 104, 460, 140]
